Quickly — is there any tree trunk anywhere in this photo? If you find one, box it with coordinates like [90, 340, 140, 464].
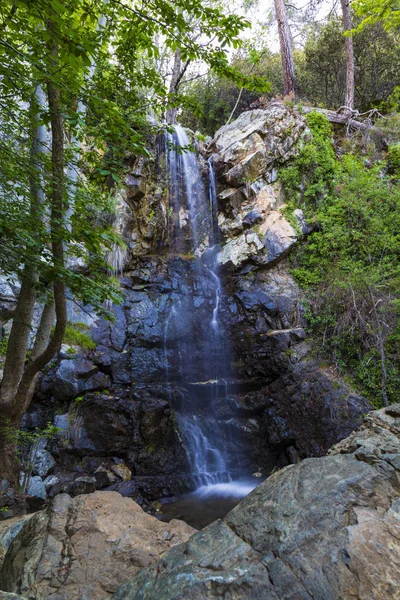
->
[340, 0, 355, 110]
[274, 0, 295, 96]
[24, 297, 56, 409]
[227, 87, 244, 125]
[0, 39, 67, 483]
[0, 86, 47, 411]
[166, 48, 182, 124]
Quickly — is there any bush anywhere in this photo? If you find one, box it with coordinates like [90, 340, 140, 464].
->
[281, 113, 400, 406]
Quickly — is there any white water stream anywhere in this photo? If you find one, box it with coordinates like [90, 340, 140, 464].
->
[164, 125, 257, 500]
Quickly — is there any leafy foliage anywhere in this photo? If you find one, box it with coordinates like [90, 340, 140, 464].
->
[0, 421, 60, 493]
[281, 113, 400, 406]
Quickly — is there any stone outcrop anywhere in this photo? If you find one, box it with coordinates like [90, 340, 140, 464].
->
[0, 491, 195, 599]
[112, 405, 400, 600]
[209, 103, 312, 269]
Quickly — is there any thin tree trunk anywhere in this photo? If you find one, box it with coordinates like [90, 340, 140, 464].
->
[166, 48, 182, 125]
[0, 38, 67, 483]
[24, 297, 56, 408]
[227, 87, 244, 125]
[340, 0, 355, 110]
[274, 0, 295, 96]
[0, 271, 38, 408]
[16, 36, 67, 389]
[0, 87, 46, 482]
[0, 84, 48, 407]
[66, 5, 107, 225]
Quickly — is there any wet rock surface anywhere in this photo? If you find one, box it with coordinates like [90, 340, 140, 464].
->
[112, 405, 400, 600]
[0, 491, 195, 599]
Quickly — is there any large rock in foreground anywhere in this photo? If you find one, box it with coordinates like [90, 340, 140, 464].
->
[112, 405, 400, 600]
[0, 491, 195, 599]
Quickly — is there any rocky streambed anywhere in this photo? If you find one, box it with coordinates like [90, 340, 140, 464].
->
[1, 404, 400, 599]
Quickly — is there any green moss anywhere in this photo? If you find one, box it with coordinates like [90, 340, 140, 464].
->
[62, 322, 96, 351]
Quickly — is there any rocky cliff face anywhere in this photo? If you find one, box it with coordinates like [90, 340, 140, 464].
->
[7, 103, 370, 505]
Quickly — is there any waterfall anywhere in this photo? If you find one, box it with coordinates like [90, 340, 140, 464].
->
[164, 125, 241, 489]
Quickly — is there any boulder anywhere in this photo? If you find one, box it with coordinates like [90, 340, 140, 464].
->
[112, 405, 400, 600]
[53, 358, 110, 401]
[0, 515, 33, 570]
[0, 491, 195, 599]
[66, 476, 97, 497]
[23, 476, 46, 501]
[32, 442, 55, 478]
[217, 230, 264, 267]
[111, 463, 131, 481]
[210, 104, 309, 166]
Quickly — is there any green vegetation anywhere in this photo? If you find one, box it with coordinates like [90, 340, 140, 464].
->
[0, 421, 60, 493]
[0, 336, 8, 356]
[0, 0, 270, 481]
[280, 113, 400, 407]
[59, 322, 96, 351]
[387, 144, 400, 174]
[180, 17, 400, 135]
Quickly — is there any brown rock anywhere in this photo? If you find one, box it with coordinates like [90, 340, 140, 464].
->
[111, 463, 132, 481]
[0, 491, 195, 599]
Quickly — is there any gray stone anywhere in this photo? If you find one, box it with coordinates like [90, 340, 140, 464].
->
[217, 230, 264, 267]
[43, 475, 60, 491]
[66, 476, 97, 497]
[0, 515, 33, 570]
[33, 447, 55, 478]
[25, 476, 46, 501]
[112, 413, 400, 600]
[54, 413, 70, 433]
[53, 358, 110, 401]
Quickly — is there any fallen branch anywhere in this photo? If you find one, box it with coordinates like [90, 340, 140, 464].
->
[301, 105, 372, 131]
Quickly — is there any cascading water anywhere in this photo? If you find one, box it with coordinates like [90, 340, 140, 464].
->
[163, 125, 257, 499]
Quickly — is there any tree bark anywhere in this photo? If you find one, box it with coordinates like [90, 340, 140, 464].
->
[0, 38, 67, 483]
[340, 0, 355, 110]
[166, 48, 182, 124]
[301, 105, 368, 130]
[274, 0, 296, 96]
[227, 87, 244, 125]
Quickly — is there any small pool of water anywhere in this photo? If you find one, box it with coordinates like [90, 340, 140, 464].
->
[159, 479, 259, 530]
